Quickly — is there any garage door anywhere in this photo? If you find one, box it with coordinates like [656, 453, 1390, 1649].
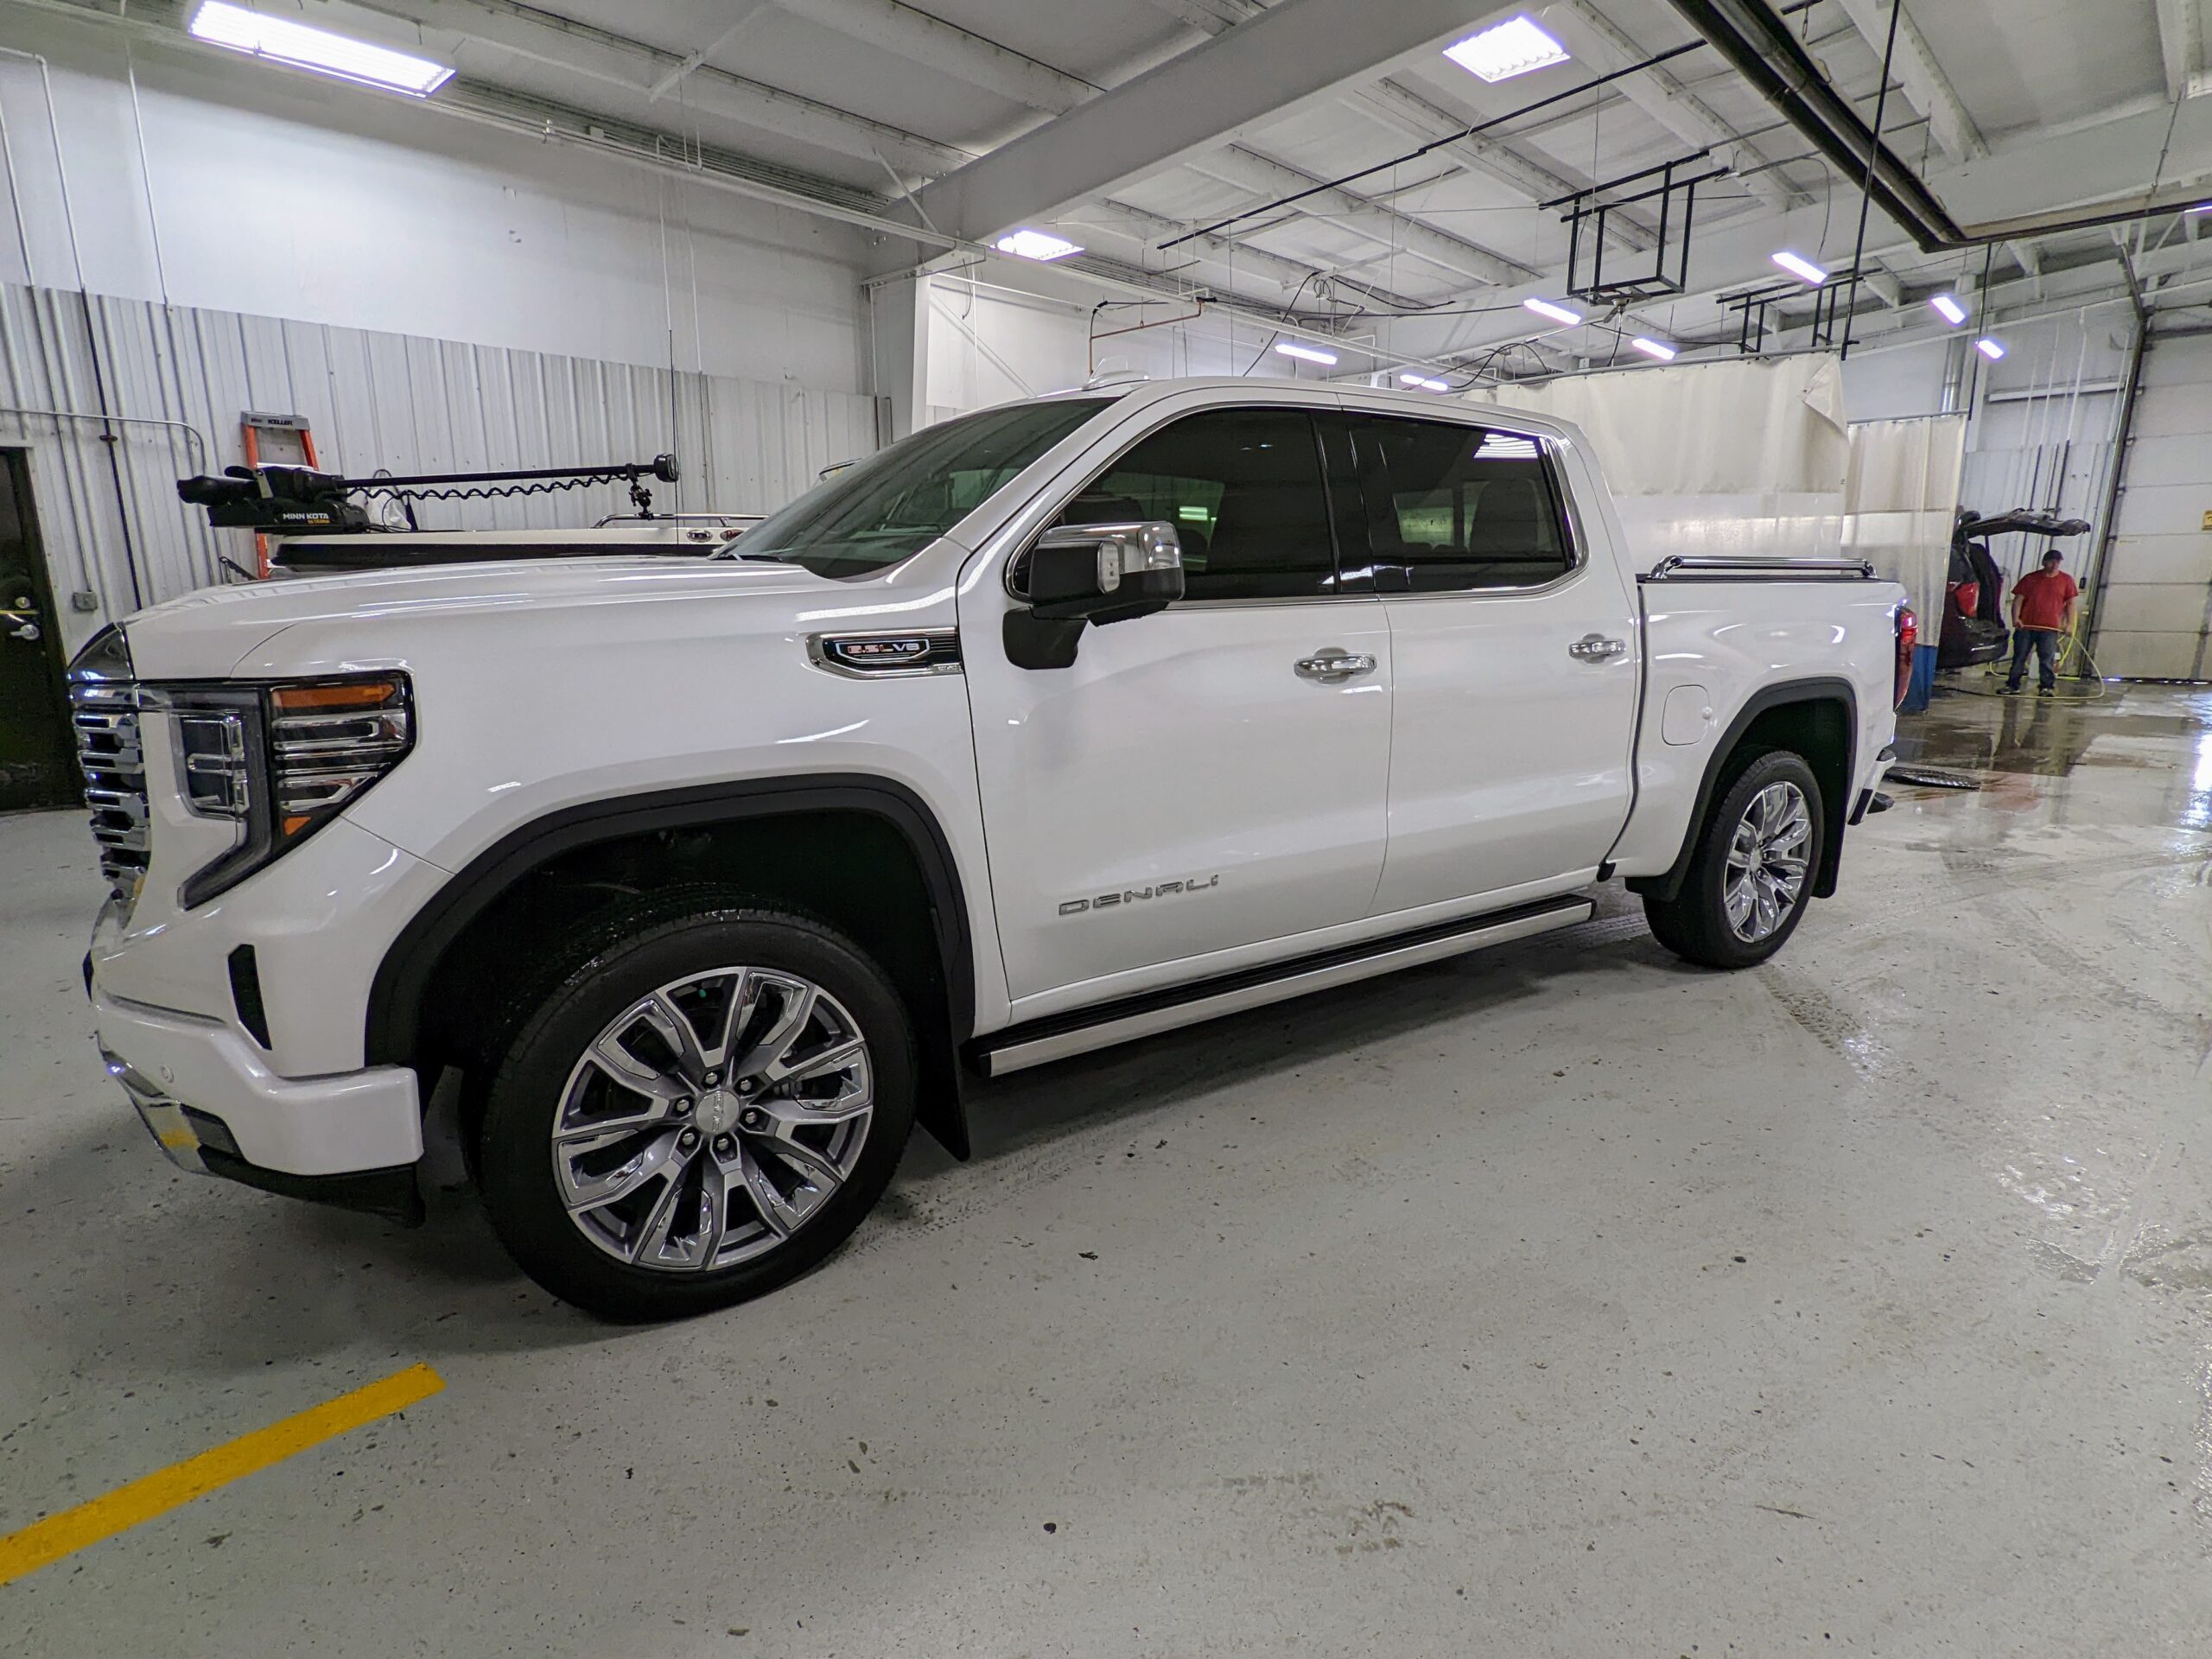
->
[2095, 332, 2212, 681]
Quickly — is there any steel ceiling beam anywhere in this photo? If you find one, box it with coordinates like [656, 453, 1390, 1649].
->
[1066, 197, 1335, 294]
[1541, 0, 1801, 209]
[1186, 144, 1538, 288]
[341, 0, 972, 179]
[907, 0, 1516, 247]
[2152, 0, 2208, 102]
[1065, 197, 1436, 311]
[771, 0, 1097, 115]
[1828, 0, 1986, 162]
[1132, 0, 1262, 36]
[1344, 78, 1658, 253]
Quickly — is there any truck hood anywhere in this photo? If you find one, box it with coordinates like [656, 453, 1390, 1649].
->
[121, 556, 852, 679]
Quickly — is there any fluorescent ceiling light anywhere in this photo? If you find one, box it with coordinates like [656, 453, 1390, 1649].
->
[1443, 16, 1570, 83]
[1275, 340, 1338, 365]
[1630, 337, 1677, 361]
[1974, 337, 2006, 359]
[1770, 250, 1829, 286]
[1473, 433, 1541, 461]
[189, 1, 453, 96]
[993, 229, 1082, 262]
[1399, 372, 1450, 391]
[1522, 296, 1583, 327]
[1929, 293, 1968, 326]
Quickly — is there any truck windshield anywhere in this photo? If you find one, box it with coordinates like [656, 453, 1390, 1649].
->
[735, 397, 1112, 578]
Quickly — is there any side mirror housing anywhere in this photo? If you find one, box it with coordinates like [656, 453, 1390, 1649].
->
[1005, 519, 1185, 671]
[1027, 520, 1185, 623]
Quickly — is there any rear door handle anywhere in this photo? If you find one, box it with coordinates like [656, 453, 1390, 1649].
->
[1295, 649, 1376, 683]
[1568, 632, 1627, 662]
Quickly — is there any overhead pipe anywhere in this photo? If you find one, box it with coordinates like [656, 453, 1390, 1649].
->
[1664, 0, 1961, 251]
[1668, 0, 2211, 252]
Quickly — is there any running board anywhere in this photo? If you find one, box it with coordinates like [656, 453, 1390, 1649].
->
[972, 893, 1596, 1078]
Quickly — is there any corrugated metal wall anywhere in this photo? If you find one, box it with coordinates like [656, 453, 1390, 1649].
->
[0, 283, 883, 656]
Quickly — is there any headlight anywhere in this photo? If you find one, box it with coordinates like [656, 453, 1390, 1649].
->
[158, 673, 414, 907]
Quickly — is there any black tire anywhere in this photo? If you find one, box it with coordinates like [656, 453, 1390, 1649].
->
[476, 895, 916, 1322]
[1642, 749, 1825, 970]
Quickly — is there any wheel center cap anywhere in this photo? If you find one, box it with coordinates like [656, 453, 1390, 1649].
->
[696, 1086, 741, 1135]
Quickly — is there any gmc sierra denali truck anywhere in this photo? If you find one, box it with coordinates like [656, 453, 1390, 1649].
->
[72, 379, 1911, 1321]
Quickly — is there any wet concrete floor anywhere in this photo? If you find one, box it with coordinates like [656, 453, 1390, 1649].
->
[3, 683, 2210, 1656]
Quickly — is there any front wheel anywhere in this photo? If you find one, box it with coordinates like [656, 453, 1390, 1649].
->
[1643, 750, 1825, 969]
[476, 900, 916, 1321]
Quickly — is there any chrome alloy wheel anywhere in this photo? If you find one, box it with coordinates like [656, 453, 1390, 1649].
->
[1722, 780, 1813, 944]
[551, 968, 873, 1272]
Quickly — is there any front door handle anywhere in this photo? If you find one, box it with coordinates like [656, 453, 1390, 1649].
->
[1568, 632, 1627, 662]
[1295, 648, 1376, 683]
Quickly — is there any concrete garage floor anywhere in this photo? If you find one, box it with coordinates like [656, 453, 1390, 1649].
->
[3, 686, 2210, 1657]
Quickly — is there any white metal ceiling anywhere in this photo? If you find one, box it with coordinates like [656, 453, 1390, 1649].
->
[28, 0, 2212, 376]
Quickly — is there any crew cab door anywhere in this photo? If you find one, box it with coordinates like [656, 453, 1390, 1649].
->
[961, 401, 1390, 1009]
[1348, 413, 1640, 913]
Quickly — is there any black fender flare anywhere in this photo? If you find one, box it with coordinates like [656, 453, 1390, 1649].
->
[1624, 677, 1859, 906]
[364, 774, 976, 1158]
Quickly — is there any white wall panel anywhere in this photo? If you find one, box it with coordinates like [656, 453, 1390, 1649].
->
[0, 21, 869, 391]
[922, 276, 1298, 417]
[2097, 331, 2212, 680]
[0, 283, 881, 656]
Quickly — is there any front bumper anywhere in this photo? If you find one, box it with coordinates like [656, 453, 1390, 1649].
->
[92, 987, 425, 1224]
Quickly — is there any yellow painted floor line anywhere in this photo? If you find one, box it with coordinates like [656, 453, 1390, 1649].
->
[0, 1362, 444, 1589]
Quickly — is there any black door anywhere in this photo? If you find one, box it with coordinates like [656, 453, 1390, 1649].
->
[0, 451, 79, 811]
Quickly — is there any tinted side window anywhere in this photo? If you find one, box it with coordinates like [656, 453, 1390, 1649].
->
[1057, 409, 1339, 601]
[1354, 416, 1573, 593]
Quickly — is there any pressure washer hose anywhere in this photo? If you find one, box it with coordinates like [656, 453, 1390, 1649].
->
[1940, 617, 2109, 700]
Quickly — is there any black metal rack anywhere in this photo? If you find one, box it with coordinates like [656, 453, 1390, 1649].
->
[1549, 155, 1727, 306]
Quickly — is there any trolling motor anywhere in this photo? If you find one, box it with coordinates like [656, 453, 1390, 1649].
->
[177, 454, 681, 534]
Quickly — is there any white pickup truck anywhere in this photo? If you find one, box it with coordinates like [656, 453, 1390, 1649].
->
[72, 378, 1911, 1320]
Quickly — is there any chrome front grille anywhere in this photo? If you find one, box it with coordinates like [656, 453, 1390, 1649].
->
[70, 679, 149, 900]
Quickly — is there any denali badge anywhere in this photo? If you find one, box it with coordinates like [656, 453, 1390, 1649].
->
[1059, 874, 1219, 917]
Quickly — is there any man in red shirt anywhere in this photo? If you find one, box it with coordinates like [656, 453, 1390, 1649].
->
[2005, 549, 2081, 694]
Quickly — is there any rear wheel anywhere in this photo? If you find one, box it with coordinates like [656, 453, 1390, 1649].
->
[1643, 750, 1824, 970]
[476, 899, 915, 1321]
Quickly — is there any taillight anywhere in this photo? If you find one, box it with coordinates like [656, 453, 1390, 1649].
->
[1894, 604, 1917, 709]
[1951, 579, 1978, 617]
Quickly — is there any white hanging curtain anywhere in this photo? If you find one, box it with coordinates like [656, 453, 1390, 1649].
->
[1844, 415, 1969, 640]
[1473, 353, 1852, 570]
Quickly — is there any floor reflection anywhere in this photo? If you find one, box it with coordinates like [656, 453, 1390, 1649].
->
[1897, 682, 2212, 830]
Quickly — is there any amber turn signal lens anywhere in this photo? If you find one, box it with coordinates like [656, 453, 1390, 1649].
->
[270, 679, 401, 712]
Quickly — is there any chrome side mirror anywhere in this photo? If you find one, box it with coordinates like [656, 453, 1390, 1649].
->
[1027, 520, 1185, 621]
[1007, 519, 1186, 671]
